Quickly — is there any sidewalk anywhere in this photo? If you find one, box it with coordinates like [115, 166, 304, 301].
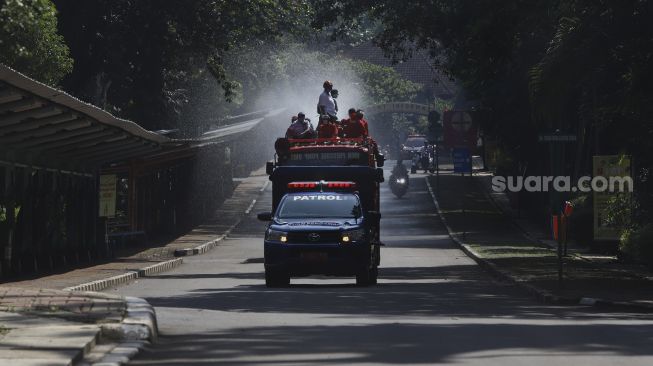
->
[2, 170, 269, 291]
[0, 168, 270, 365]
[0, 287, 155, 365]
[428, 172, 653, 310]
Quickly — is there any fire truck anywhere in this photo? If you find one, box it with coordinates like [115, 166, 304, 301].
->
[257, 137, 385, 287]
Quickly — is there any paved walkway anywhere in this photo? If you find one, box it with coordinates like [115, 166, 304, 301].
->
[2, 171, 269, 290]
[0, 287, 128, 365]
[0, 168, 269, 364]
[431, 172, 653, 307]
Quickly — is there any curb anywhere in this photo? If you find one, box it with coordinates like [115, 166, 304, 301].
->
[174, 233, 228, 257]
[83, 296, 157, 365]
[173, 182, 268, 257]
[70, 180, 269, 287]
[425, 176, 653, 312]
[63, 258, 183, 292]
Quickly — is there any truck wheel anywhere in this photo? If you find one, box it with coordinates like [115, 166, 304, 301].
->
[356, 268, 377, 286]
[368, 267, 378, 285]
[265, 269, 290, 287]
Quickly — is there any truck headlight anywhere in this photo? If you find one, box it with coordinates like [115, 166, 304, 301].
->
[266, 229, 288, 243]
[342, 229, 365, 243]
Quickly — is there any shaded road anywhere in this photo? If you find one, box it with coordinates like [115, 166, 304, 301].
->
[113, 164, 653, 365]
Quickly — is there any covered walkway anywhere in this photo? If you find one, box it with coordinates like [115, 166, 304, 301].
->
[0, 64, 283, 277]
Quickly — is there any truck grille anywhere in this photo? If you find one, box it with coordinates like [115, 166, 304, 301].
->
[287, 231, 341, 243]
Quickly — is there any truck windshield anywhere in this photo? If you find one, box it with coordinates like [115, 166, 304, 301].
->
[277, 193, 361, 219]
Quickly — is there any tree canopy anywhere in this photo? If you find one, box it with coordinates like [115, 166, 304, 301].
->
[0, 0, 73, 85]
[51, 0, 313, 129]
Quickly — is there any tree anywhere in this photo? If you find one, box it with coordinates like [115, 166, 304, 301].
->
[52, 0, 312, 130]
[0, 0, 73, 86]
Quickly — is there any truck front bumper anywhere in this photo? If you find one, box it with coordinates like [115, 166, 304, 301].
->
[264, 241, 372, 276]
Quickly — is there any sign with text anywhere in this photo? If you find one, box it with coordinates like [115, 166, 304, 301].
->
[453, 147, 472, 174]
[99, 174, 117, 218]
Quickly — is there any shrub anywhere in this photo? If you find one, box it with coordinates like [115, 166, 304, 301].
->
[619, 224, 653, 269]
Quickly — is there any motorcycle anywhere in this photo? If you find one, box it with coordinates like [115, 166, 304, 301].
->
[420, 149, 436, 173]
[389, 172, 409, 198]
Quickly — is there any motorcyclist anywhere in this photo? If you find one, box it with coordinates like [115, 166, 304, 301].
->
[390, 160, 410, 198]
[317, 80, 337, 117]
[392, 160, 409, 177]
[420, 141, 433, 173]
[285, 112, 315, 139]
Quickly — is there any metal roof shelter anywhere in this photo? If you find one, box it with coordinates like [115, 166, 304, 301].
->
[0, 64, 281, 173]
[0, 64, 286, 277]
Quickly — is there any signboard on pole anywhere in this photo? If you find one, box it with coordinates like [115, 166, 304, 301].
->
[593, 155, 631, 241]
[99, 174, 117, 217]
[453, 147, 472, 174]
[443, 110, 477, 151]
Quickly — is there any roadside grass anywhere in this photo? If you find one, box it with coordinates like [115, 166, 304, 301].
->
[430, 174, 653, 302]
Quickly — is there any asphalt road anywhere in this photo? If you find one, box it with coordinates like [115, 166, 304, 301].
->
[113, 165, 653, 365]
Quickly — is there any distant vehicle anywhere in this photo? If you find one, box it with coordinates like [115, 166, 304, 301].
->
[258, 130, 384, 287]
[401, 135, 428, 158]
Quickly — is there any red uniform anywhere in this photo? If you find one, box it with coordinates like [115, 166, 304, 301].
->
[340, 118, 367, 138]
[317, 121, 340, 138]
[359, 118, 369, 135]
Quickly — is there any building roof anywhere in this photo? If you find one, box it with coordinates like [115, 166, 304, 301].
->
[0, 64, 281, 173]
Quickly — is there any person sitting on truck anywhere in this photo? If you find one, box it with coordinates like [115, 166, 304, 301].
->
[340, 108, 367, 138]
[285, 112, 315, 139]
[340, 108, 356, 127]
[316, 113, 340, 138]
[317, 80, 337, 116]
[356, 109, 369, 136]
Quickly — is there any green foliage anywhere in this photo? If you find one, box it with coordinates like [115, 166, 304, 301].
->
[348, 60, 422, 105]
[224, 41, 422, 109]
[620, 224, 653, 267]
[314, 0, 653, 260]
[0, 204, 20, 225]
[52, 0, 314, 129]
[603, 192, 634, 231]
[0, 0, 73, 85]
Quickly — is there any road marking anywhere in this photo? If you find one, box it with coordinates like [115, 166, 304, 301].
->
[245, 199, 257, 214]
[260, 180, 270, 192]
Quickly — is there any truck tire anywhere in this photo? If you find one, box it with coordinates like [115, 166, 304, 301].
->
[368, 267, 378, 285]
[356, 267, 377, 286]
[265, 269, 290, 287]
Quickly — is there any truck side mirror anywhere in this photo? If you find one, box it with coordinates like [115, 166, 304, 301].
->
[257, 212, 272, 221]
[376, 168, 384, 183]
[376, 153, 385, 167]
[266, 161, 275, 175]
